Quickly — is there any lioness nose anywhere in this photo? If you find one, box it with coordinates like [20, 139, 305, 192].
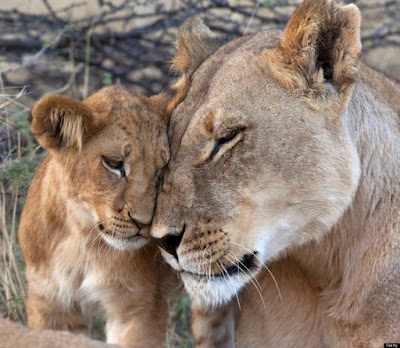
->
[155, 225, 185, 259]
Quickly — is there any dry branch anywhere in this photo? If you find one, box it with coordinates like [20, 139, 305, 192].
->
[0, 0, 396, 99]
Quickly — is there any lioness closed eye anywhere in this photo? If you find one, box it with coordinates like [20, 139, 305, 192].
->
[152, 0, 400, 346]
[19, 85, 172, 347]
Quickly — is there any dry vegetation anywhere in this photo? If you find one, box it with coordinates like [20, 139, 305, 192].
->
[0, 0, 399, 346]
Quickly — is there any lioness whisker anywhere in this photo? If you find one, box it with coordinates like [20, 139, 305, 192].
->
[226, 252, 266, 308]
[202, 245, 210, 279]
[217, 260, 241, 310]
[226, 251, 263, 294]
[225, 251, 262, 291]
[208, 246, 214, 284]
[229, 241, 283, 304]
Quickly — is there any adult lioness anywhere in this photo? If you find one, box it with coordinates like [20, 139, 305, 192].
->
[19, 85, 173, 347]
[151, 0, 400, 346]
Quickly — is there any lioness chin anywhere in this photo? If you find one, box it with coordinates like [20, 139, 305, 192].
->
[152, 0, 400, 345]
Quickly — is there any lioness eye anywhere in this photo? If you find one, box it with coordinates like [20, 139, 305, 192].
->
[219, 128, 241, 144]
[210, 127, 243, 159]
[102, 156, 125, 178]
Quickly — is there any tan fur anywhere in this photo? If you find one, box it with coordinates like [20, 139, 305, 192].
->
[0, 319, 120, 347]
[190, 301, 237, 348]
[152, 0, 400, 346]
[19, 85, 174, 347]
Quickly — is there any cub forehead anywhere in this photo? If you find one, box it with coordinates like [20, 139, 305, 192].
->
[85, 84, 157, 125]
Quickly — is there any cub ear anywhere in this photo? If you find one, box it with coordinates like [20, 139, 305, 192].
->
[266, 0, 361, 108]
[31, 95, 105, 151]
[173, 16, 224, 77]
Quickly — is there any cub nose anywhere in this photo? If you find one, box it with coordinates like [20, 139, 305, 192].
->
[128, 211, 146, 229]
[155, 225, 185, 260]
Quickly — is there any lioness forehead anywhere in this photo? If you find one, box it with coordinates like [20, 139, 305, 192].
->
[169, 30, 282, 151]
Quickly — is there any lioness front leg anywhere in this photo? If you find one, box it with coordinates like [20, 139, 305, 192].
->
[191, 300, 237, 348]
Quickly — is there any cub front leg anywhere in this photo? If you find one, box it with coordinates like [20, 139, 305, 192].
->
[27, 289, 90, 335]
[104, 290, 168, 347]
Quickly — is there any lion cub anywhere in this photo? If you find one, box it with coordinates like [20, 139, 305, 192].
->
[19, 85, 172, 346]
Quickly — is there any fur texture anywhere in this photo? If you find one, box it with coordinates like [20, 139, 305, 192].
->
[20, 85, 174, 347]
[0, 319, 120, 347]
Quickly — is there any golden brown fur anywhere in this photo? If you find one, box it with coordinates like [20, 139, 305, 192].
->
[19, 85, 174, 346]
[152, 0, 400, 346]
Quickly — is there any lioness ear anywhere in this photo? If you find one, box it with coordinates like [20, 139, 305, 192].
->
[158, 17, 224, 116]
[173, 16, 223, 77]
[266, 0, 361, 108]
[31, 95, 106, 151]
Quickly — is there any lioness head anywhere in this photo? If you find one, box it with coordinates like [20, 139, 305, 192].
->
[152, 0, 362, 307]
[31, 85, 169, 250]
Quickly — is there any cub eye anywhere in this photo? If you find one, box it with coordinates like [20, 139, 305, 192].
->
[102, 156, 125, 178]
[103, 157, 123, 170]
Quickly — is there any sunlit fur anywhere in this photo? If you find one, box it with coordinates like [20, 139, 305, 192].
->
[19, 85, 174, 347]
[152, 0, 400, 346]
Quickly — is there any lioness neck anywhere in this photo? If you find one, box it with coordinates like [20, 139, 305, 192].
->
[293, 64, 400, 320]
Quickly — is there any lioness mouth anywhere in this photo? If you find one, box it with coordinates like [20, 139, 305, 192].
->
[183, 253, 257, 278]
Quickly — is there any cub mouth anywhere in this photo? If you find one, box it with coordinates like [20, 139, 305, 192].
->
[99, 224, 140, 239]
[98, 223, 148, 250]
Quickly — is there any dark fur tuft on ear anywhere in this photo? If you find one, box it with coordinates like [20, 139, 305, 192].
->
[266, 0, 361, 107]
[31, 95, 103, 150]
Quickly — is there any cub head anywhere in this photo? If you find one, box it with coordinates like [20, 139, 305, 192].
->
[152, 0, 362, 307]
[31, 85, 169, 250]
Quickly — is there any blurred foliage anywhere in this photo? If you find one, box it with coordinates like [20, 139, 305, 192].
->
[91, 316, 106, 341]
[166, 296, 193, 348]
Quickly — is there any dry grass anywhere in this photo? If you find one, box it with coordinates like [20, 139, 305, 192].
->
[0, 183, 26, 322]
[0, 85, 30, 323]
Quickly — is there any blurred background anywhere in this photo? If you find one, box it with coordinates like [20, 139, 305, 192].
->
[0, 0, 399, 346]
